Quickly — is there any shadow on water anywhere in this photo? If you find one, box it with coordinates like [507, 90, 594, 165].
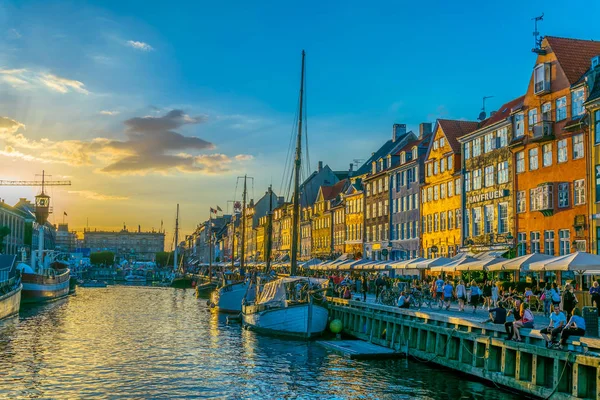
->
[0, 286, 523, 399]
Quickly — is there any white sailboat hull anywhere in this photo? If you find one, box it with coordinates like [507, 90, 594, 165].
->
[0, 284, 21, 320]
[211, 282, 247, 313]
[242, 303, 329, 338]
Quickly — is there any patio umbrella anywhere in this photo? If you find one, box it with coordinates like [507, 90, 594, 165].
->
[496, 253, 555, 272]
[430, 256, 477, 273]
[411, 257, 453, 270]
[529, 252, 600, 273]
[454, 257, 505, 272]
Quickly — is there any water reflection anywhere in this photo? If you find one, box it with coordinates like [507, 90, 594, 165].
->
[0, 286, 517, 399]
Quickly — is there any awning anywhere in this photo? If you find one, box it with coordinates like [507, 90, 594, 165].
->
[529, 252, 600, 273]
[412, 257, 453, 270]
[489, 253, 553, 272]
[453, 257, 506, 272]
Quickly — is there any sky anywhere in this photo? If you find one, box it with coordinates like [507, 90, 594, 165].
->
[0, 0, 599, 244]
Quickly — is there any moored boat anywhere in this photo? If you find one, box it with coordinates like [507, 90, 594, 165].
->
[18, 262, 70, 304]
[210, 280, 248, 313]
[0, 255, 22, 321]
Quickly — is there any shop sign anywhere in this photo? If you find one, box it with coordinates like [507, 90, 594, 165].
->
[467, 189, 509, 204]
[372, 243, 381, 250]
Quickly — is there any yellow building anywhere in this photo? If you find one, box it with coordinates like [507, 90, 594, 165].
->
[344, 185, 364, 257]
[586, 57, 600, 253]
[280, 203, 293, 259]
[255, 215, 267, 262]
[311, 180, 348, 259]
[421, 119, 478, 258]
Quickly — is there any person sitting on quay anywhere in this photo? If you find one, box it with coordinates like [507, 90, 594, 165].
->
[483, 302, 507, 325]
[558, 307, 586, 350]
[540, 305, 566, 349]
[561, 283, 578, 319]
[504, 300, 522, 340]
[512, 303, 534, 342]
[398, 291, 411, 309]
[443, 280, 454, 311]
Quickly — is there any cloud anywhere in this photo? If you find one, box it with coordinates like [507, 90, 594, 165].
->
[7, 29, 21, 39]
[0, 69, 90, 94]
[100, 110, 120, 116]
[0, 111, 253, 175]
[126, 40, 153, 51]
[68, 190, 129, 201]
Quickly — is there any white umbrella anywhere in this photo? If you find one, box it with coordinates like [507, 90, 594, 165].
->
[430, 256, 477, 273]
[389, 258, 425, 269]
[493, 253, 555, 272]
[454, 257, 505, 272]
[529, 252, 600, 273]
[411, 257, 453, 270]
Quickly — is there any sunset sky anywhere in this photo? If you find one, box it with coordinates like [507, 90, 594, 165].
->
[1, 0, 598, 243]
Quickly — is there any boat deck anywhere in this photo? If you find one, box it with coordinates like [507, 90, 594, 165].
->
[317, 339, 402, 359]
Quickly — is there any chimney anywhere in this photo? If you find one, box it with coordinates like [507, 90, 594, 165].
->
[318, 161, 323, 172]
[392, 123, 407, 142]
[419, 122, 432, 139]
[138, 225, 141, 233]
[349, 163, 354, 172]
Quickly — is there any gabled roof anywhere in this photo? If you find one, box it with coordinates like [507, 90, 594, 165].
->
[587, 72, 600, 104]
[320, 179, 348, 201]
[354, 140, 398, 176]
[395, 133, 432, 155]
[436, 119, 480, 153]
[545, 36, 600, 85]
[480, 95, 525, 129]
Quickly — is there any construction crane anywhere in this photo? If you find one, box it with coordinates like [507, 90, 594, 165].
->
[0, 170, 71, 271]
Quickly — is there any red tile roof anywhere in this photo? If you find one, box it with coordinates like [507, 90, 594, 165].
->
[545, 36, 600, 85]
[320, 179, 348, 201]
[394, 134, 431, 155]
[437, 119, 480, 153]
[480, 95, 525, 129]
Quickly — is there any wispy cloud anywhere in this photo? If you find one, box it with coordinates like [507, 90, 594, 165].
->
[100, 110, 120, 116]
[68, 190, 129, 201]
[7, 29, 21, 39]
[0, 68, 90, 94]
[126, 40, 153, 51]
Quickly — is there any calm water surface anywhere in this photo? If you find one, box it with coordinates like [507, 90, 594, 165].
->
[0, 286, 518, 399]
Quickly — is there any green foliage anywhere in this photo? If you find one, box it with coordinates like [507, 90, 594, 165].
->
[23, 222, 33, 246]
[90, 251, 115, 266]
[155, 251, 171, 267]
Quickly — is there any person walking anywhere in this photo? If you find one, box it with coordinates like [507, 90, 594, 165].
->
[562, 283, 578, 319]
[482, 281, 492, 310]
[559, 308, 586, 349]
[542, 283, 553, 318]
[540, 305, 566, 348]
[434, 275, 445, 309]
[375, 274, 385, 302]
[470, 281, 480, 313]
[361, 274, 368, 302]
[443, 280, 454, 311]
[491, 281, 499, 308]
[590, 281, 600, 316]
[456, 280, 466, 312]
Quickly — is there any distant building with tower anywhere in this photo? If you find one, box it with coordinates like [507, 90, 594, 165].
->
[83, 226, 165, 262]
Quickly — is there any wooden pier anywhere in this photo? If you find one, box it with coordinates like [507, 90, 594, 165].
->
[317, 339, 401, 359]
[328, 298, 600, 399]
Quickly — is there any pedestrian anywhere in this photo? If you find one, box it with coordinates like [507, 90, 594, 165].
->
[435, 275, 445, 308]
[443, 280, 454, 311]
[549, 283, 561, 311]
[491, 281, 499, 308]
[470, 280, 480, 313]
[561, 283, 578, 319]
[375, 274, 385, 301]
[559, 308, 586, 349]
[542, 283, 553, 318]
[456, 279, 466, 312]
[590, 281, 600, 316]
[483, 280, 492, 310]
[540, 305, 566, 348]
[512, 303, 534, 342]
[505, 300, 522, 340]
[361, 274, 368, 302]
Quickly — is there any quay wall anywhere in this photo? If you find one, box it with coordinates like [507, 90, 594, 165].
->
[328, 298, 600, 399]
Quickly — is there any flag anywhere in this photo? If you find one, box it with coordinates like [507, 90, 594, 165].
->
[216, 205, 222, 212]
[210, 207, 217, 214]
[64, 212, 68, 216]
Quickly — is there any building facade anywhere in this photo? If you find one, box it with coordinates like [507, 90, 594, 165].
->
[343, 185, 364, 258]
[585, 55, 600, 253]
[55, 223, 77, 253]
[84, 228, 165, 261]
[0, 200, 27, 255]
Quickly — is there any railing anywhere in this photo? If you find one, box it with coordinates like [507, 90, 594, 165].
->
[531, 120, 554, 140]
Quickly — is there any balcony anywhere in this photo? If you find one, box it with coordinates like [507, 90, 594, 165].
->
[533, 63, 551, 95]
[531, 120, 554, 141]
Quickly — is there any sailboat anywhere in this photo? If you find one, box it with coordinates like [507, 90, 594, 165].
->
[242, 51, 330, 338]
[195, 206, 218, 297]
[0, 255, 22, 320]
[170, 204, 193, 289]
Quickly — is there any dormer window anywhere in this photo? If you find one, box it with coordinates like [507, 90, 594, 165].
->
[572, 88, 585, 118]
[372, 161, 376, 174]
[433, 140, 439, 150]
[400, 152, 406, 164]
[379, 159, 384, 171]
[439, 137, 445, 147]
[534, 63, 551, 95]
[592, 56, 599, 69]
[412, 146, 418, 159]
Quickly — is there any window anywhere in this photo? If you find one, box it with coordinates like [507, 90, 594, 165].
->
[434, 214, 439, 232]
[440, 137, 445, 147]
[378, 179, 383, 193]
[530, 184, 553, 211]
[572, 88, 585, 117]
[448, 210, 454, 230]
[484, 132, 496, 153]
[529, 148, 538, 170]
[455, 178, 461, 195]
[574, 179, 585, 205]
[484, 205, 494, 234]
[517, 191, 526, 213]
[464, 142, 471, 159]
[528, 108, 538, 128]
[559, 230, 570, 256]
[515, 113, 524, 138]
[556, 96, 567, 121]
[558, 139, 567, 163]
[497, 128, 508, 148]
[484, 165, 495, 187]
[498, 203, 508, 234]
[544, 231, 555, 255]
[542, 102, 552, 121]
[384, 177, 389, 191]
[378, 202, 382, 217]
[384, 199, 388, 215]
[427, 215, 432, 233]
[447, 181, 453, 197]
[518, 232, 527, 256]
[473, 169, 482, 190]
[531, 232, 541, 253]
[447, 156, 453, 170]
[595, 110, 600, 145]
[497, 161, 508, 184]
[433, 140, 439, 150]
[542, 143, 552, 167]
[516, 151, 525, 173]
[534, 63, 550, 94]
[440, 184, 446, 199]
[465, 208, 470, 237]
[427, 187, 432, 202]
[407, 167, 415, 184]
[441, 211, 447, 231]
[366, 183, 371, 196]
[472, 208, 482, 236]
[473, 138, 482, 157]
[440, 158, 446, 173]
[558, 183, 569, 208]
[434, 185, 439, 201]
[455, 209, 461, 229]
[465, 171, 471, 192]
[427, 163, 432, 177]
[573, 134, 584, 159]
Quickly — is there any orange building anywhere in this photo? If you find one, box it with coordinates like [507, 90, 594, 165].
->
[513, 37, 600, 271]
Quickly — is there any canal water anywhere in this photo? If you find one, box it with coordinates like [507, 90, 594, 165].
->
[0, 286, 518, 399]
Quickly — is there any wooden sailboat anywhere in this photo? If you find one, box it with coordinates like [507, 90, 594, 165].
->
[170, 204, 193, 288]
[242, 51, 330, 338]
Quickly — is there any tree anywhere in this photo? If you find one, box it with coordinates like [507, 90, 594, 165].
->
[155, 251, 171, 267]
[0, 226, 10, 253]
[90, 251, 115, 266]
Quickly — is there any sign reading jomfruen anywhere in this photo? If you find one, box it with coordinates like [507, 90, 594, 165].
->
[467, 190, 509, 204]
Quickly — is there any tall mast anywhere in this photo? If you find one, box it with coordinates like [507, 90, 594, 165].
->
[290, 50, 305, 276]
[265, 185, 273, 273]
[208, 210, 212, 281]
[231, 214, 236, 270]
[240, 175, 247, 277]
[174, 204, 179, 273]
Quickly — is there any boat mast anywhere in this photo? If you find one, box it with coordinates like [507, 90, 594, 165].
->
[240, 175, 247, 277]
[265, 185, 273, 273]
[290, 50, 305, 276]
[174, 204, 179, 273]
[208, 209, 212, 281]
[231, 213, 236, 270]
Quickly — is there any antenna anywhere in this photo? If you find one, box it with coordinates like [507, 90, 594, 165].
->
[532, 13, 545, 54]
[478, 96, 494, 121]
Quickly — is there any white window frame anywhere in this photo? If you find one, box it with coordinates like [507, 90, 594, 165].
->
[573, 134, 584, 160]
[497, 161, 509, 184]
[516, 151, 525, 173]
[529, 148, 538, 171]
[517, 191, 526, 213]
[558, 139, 567, 163]
[542, 143, 552, 167]
[544, 230, 555, 256]
[574, 179, 585, 205]
[498, 202, 508, 234]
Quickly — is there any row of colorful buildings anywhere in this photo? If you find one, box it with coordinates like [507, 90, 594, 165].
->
[187, 36, 600, 266]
